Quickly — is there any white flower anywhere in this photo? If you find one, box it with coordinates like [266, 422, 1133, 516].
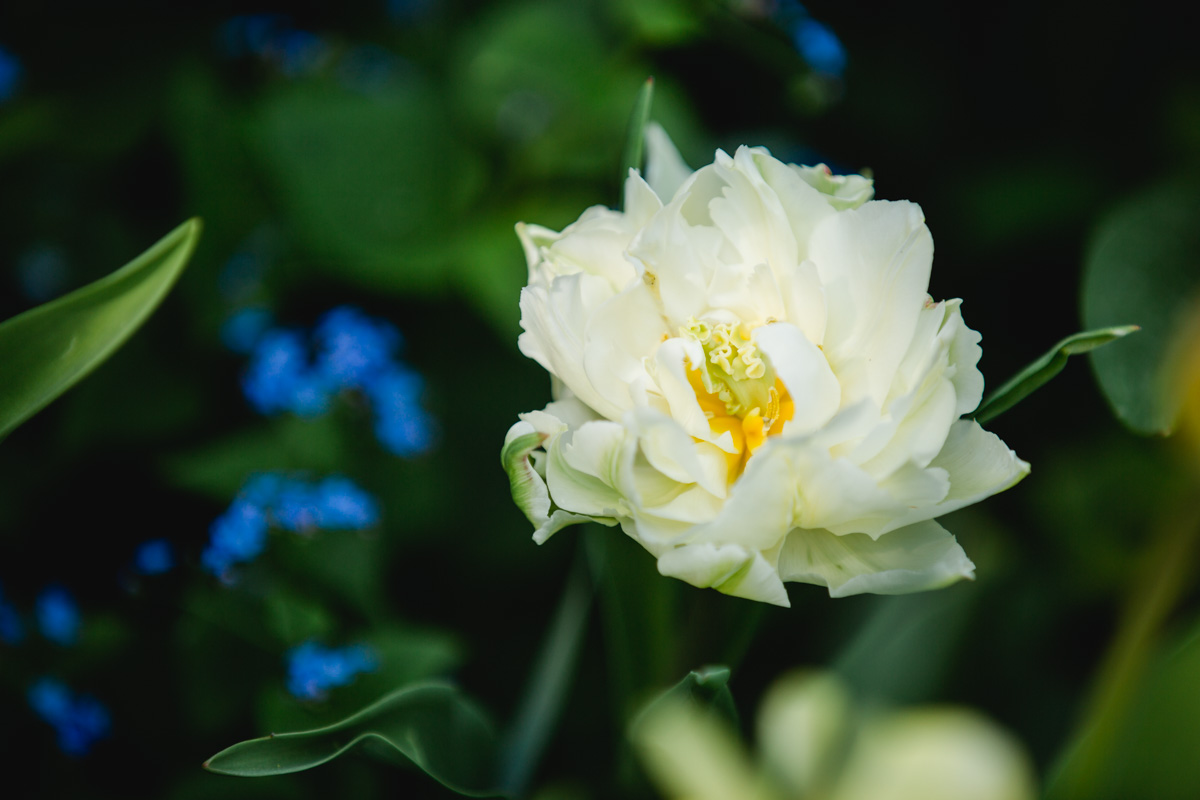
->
[632, 670, 1037, 800]
[503, 125, 1029, 607]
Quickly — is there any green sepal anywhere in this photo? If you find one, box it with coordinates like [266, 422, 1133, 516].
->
[204, 682, 500, 796]
[0, 218, 201, 440]
[971, 325, 1138, 425]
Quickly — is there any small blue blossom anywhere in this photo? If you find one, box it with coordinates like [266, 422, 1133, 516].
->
[36, 585, 80, 646]
[365, 366, 437, 456]
[221, 307, 275, 354]
[205, 473, 379, 579]
[0, 582, 23, 645]
[286, 641, 378, 700]
[238, 306, 436, 456]
[202, 500, 270, 577]
[133, 539, 175, 576]
[28, 678, 111, 757]
[313, 305, 402, 389]
[242, 329, 332, 417]
[0, 46, 22, 104]
[792, 19, 846, 76]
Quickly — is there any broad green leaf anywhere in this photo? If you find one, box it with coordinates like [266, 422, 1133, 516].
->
[972, 326, 1138, 425]
[1082, 181, 1200, 434]
[620, 77, 656, 193]
[205, 682, 500, 796]
[0, 218, 201, 440]
[632, 665, 738, 731]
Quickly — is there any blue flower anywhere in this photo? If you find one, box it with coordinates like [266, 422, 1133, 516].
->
[792, 18, 847, 77]
[28, 678, 111, 757]
[313, 305, 402, 389]
[202, 500, 269, 576]
[220, 306, 275, 354]
[36, 585, 80, 647]
[365, 366, 436, 456]
[133, 539, 175, 576]
[0, 46, 21, 104]
[242, 328, 333, 417]
[285, 641, 378, 700]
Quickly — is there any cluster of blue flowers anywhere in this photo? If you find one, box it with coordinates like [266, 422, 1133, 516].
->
[286, 641, 378, 701]
[28, 678, 111, 757]
[203, 472, 380, 578]
[775, 1, 847, 78]
[236, 305, 436, 457]
[218, 14, 330, 78]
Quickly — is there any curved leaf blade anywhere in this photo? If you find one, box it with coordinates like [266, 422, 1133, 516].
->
[204, 682, 500, 797]
[1082, 181, 1200, 435]
[632, 665, 738, 731]
[619, 77, 655, 192]
[972, 326, 1138, 425]
[0, 218, 201, 439]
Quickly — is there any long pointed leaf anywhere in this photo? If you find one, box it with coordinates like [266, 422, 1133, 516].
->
[971, 325, 1138, 425]
[204, 681, 500, 796]
[0, 218, 201, 439]
[619, 77, 655, 194]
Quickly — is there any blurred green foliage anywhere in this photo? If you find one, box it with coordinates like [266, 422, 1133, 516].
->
[2, 1, 1200, 799]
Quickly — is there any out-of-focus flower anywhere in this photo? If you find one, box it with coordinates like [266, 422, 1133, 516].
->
[285, 641, 378, 700]
[132, 539, 175, 576]
[0, 45, 21, 104]
[504, 125, 1028, 606]
[36, 585, 80, 646]
[202, 473, 380, 580]
[633, 670, 1036, 800]
[28, 677, 111, 757]
[239, 306, 437, 455]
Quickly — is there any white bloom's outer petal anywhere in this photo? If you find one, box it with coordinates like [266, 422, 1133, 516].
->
[755, 322, 840, 435]
[777, 520, 975, 598]
[657, 543, 790, 607]
[831, 708, 1037, 800]
[502, 421, 609, 544]
[813, 200, 934, 406]
[644, 122, 694, 202]
[546, 421, 631, 518]
[582, 283, 670, 415]
[927, 420, 1031, 515]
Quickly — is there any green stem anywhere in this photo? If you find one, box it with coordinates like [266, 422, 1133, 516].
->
[497, 544, 594, 798]
[1050, 496, 1200, 799]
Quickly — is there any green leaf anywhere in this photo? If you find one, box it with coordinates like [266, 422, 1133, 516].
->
[619, 77, 656, 194]
[0, 218, 201, 440]
[1082, 181, 1200, 434]
[632, 665, 738, 731]
[205, 682, 500, 796]
[971, 326, 1138, 425]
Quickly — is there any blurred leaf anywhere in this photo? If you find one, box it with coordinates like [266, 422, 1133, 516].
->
[205, 682, 500, 797]
[608, 0, 704, 45]
[620, 77, 655, 192]
[0, 218, 201, 440]
[832, 587, 976, 706]
[633, 665, 738, 731]
[1082, 181, 1200, 434]
[251, 79, 484, 294]
[972, 326, 1138, 424]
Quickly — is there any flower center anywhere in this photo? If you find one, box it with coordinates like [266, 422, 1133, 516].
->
[681, 316, 794, 481]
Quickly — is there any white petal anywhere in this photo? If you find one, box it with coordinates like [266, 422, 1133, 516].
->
[630, 407, 728, 498]
[757, 671, 852, 798]
[777, 520, 975, 598]
[546, 421, 631, 518]
[755, 322, 841, 436]
[582, 283, 669, 415]
[657, 542, 790, 607]
[812, 200, 934, 407]
[778, 259, 828, 345]
[644, 122, 694, 202]
[928, 420, 1030, 513]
